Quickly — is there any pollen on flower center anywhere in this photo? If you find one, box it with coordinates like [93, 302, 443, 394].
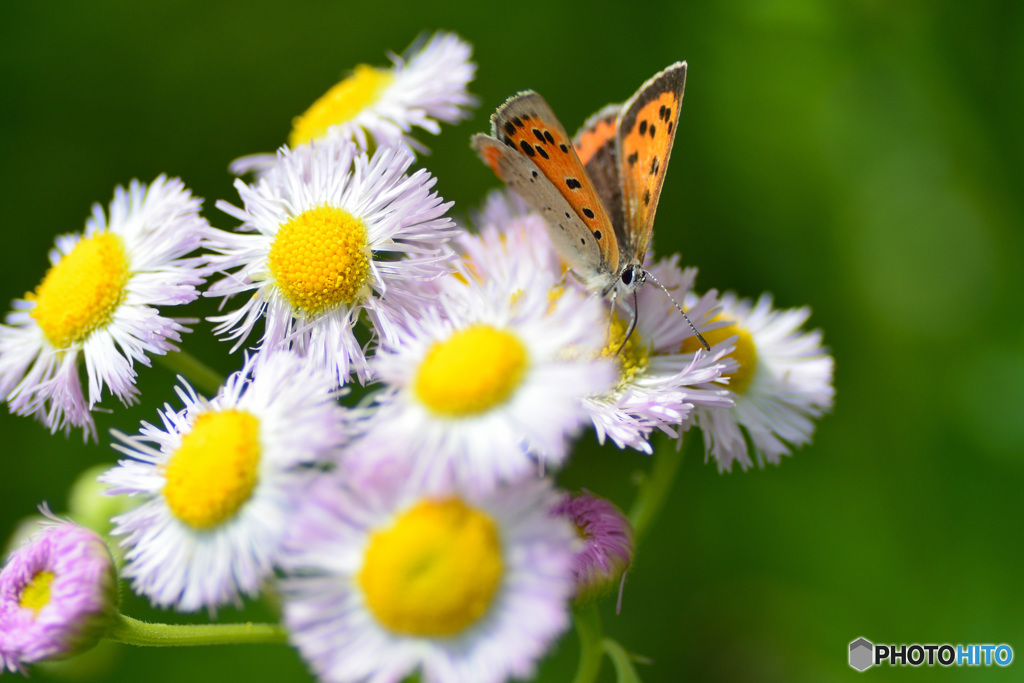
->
[268, 205, 371, 317]
[358, 498, 504, 637]
[601, 314, 649, 389]
[19, 570, 56, 616]
[162, 410, 262, 529]
[289, 65, 394, 147]
[414, 324, 529, 417]
[29, 231, 129, 349]
[682, 316, 758, 394]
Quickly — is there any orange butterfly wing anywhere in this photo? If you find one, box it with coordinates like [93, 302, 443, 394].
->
[616, 62, 687, 261]
[575, 105, 619, 165]
[480, 91, 620, 278]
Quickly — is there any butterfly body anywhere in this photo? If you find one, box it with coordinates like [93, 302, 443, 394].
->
[472, 62, 687, 303]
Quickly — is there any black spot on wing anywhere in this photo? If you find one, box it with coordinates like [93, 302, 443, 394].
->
[503, 121, 515, 136]
[532, 128, 545, 142]
[649, 124, 657, 138]
[627, 152, 638, 166]
[559, 143, 569, 153]
[582, 207, 595, 219]
[594, 230, 602, 240]
[544, 130, 555, 144]
[650, 157, 660, 175]
[503, 135, 514, 148]
[643, 189, 651, 205]
[638, 120, 647, 135]
[520, 140, 536, 157]
[566, 178, 582, 190]
[535, 145, 549, 159]
[512, 117, 524, 128]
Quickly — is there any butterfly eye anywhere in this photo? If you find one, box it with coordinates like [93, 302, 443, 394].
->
[621, 269, 634, 286]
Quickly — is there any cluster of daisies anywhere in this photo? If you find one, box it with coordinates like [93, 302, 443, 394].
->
[0, 31, 834, 683]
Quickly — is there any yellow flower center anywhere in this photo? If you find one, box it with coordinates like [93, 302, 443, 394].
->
[358, 498, 504, 637]
[289, 65, 394, 147]
[682, 316, 759, 395]
[162, 410, 262, 529]
[414, 324, 529, 417]
[268, 205, 371, 317]
[19, 570, 56, 616]
[28, 231, 129, 348]
[601, 314, 650, 390]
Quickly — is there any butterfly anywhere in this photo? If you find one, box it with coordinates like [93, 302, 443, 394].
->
[472, 61, 708, 350]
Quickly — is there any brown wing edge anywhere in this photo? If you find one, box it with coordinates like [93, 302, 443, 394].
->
[617, 62, 687, 146]
[489, 90, 572, 141]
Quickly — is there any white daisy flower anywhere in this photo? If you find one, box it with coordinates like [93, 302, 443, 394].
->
[683, 292, 835, 471]
[0, 176, 209, 440]
[365, 273, 616, 492]
[281, 470, 576, 683]
[206, 139, 455, 386]
[231, 31, 477, 175]
[584, 257, 734, 454]
[99, 351, 350, 612]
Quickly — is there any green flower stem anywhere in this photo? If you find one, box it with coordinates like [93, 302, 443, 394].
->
[628, 434, 689, 544]
[602, 638, 643, 683]
[571, 603, 604, 683]
[109, 614, 288, 647]
[156, 350, 225, 396]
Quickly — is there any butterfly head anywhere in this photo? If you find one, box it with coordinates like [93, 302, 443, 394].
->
[618, 263, 647, 295]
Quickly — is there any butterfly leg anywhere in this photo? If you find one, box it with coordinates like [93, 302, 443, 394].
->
[562, 267, 587, 288]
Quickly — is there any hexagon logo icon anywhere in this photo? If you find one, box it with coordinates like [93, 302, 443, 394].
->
[850, 638, 874, 671]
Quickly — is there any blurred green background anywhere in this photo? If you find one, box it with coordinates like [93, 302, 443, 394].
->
[2, 1, 1023, 681]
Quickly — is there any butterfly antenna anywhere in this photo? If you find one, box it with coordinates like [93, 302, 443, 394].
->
[615, 289, 640, 356]
[645, 271, 710, 351]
